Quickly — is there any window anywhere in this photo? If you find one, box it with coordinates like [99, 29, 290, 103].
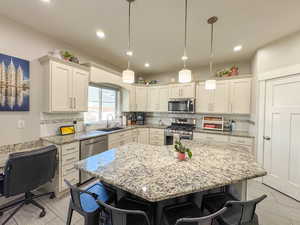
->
[84, 86, 119, 124]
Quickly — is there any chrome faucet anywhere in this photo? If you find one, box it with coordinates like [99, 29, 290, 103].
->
[106, 114, 114, 128]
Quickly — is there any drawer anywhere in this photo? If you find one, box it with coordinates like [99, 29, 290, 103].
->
[149, 133, 164, 140]
[150, 139, 164, 146]
[61, 171, 79, 191]
[230, 136, 253, 146]
[108, 131, 132, 142]
[61, 151, 79, 166]
[194, 133, 229, 142]
[61, 142, 79, 156]
[149, 128, 164, 135]
[62, 163, 77, 176]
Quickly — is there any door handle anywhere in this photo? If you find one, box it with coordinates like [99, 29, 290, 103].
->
[263, 136, 271, 141]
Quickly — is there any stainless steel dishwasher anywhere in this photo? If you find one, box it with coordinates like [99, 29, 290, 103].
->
[80, 135, 108, 184]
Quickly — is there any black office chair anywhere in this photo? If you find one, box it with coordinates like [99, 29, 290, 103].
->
[161, 201, 227, 225]
[0, 145, 57, 225]
[97, 198, 151, 225]
[65, 179, 116, 225]
[202, 192, 267, 225]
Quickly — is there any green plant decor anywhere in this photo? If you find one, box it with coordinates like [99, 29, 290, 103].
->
[174, 140, 193, 159]
[61, 51, 73, 59]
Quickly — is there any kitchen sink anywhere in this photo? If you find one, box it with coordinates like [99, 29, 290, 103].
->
[97, 127, 124, 132]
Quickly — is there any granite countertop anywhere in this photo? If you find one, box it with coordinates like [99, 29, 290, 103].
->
[194, 128, 254, 138]
[41, 124, 168, 145]
[75, 140, 266, 202]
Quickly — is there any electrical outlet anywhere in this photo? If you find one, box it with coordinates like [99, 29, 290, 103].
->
[17, 120, 25, 129]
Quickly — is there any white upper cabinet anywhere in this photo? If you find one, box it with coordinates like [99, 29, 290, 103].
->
[40, 56, 89, 113]
[129, 86, 136, 112]
[135, 86, 148, 111]
[229, 78, 251, 114]
[196, 78, 251, 114]
[169, 83, 195, 99]
[72, 68, 89, 112]
[147, 86, 169, 112]
[196, 80, 229, 113]
[159, 86, 169, 112]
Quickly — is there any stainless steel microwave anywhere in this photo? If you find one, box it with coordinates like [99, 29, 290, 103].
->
[168, 99, 195, 113]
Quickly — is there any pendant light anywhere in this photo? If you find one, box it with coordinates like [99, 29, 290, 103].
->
[205, 16, 218, 90]
[122, 0, 135, 84]
[178, 0, 192, 83]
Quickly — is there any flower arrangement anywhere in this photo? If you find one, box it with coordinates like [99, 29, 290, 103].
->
[174, 140, 192, 160]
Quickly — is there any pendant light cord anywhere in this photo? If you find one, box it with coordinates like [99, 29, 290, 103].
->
[127, 1, 132, 69]
[209, 22, 214, 74]
[183, 0, 188, 68]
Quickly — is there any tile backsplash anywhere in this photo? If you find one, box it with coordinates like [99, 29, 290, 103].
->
[145, 112, 252, 132]
[40, 113, 84, 137]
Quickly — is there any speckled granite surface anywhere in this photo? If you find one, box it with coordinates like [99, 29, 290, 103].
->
[75, 140, 266, 202]
[42, 124, 253, 145]
[41, 125, 168, 145]
[194, 128, 254, 138]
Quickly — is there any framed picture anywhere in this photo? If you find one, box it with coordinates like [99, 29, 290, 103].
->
[0, 53, 30, 111]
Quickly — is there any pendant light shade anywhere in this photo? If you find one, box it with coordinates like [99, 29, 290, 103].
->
[205, 80, 216, 90]
[122, 0, 135, 84]
[205, 16, 218, 90]
[178, 0, 192, 83]
[122, 69, 135, 84]
[179, 69, 192, 83]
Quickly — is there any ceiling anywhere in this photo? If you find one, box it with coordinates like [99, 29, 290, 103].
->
[1, 0, 300, 75]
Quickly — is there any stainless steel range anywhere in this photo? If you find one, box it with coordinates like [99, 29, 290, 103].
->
[165, 118, 196, 145]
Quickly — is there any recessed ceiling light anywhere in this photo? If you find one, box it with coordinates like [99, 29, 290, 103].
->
[144, 63, 150, 68]
[234, 45, 243, 52]
[126, 50, 133, 56]
[96, 30, 105, 39]
[40, 0, 51, 3]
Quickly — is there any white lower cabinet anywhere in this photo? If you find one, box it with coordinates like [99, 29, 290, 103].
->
[108, 130, 133, 149]
[137, 128, 149, 144]
[149, 129, 165, 145]
[193, 132, 254, 153]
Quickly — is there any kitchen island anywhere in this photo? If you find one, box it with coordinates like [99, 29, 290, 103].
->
[76, 140, 266, 223]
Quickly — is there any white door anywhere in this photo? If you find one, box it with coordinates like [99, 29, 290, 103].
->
[263, 74, 300, 201]
[72, 68, 89, 112]
[135, 87, 147, 111]
[50, 61, 73, 112]
[159, 86, 169, 112]
[230, 78, 251, 114]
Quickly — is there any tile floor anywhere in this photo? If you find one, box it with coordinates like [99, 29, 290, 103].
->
[0, 180, 299, 225]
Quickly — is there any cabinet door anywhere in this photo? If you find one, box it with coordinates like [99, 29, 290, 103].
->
[147, 87, 160, 112]
[135, 87, 148, 111]
[50, 61, 73, 112]
[196, 82, 211, 113]
[230, 78, 251, 114]
[180, 83, 195, 98]
[169, 85, 180, 99]
[72, 68, 89, 112]
[213, 80, 229, 113]
[137, 128, 149, 144]
[129, 86, 136, 111]
[159, 86, 169, 112]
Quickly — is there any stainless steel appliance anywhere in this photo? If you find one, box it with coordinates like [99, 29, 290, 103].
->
[136, 112, 145, 125]
[165, 118, 196, 145]
[80, 135, 108, 184]
[168, 99, 195, 113]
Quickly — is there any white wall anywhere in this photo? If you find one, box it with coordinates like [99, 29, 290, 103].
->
[143, 60, 251, 83]
[0, 15, 118, 145]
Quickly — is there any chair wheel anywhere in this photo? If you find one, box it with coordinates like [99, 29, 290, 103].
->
[50, 193, 56, 199]
[40, 211, 46, 217]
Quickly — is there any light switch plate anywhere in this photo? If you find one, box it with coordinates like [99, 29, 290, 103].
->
[17, 120, 25, 129]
